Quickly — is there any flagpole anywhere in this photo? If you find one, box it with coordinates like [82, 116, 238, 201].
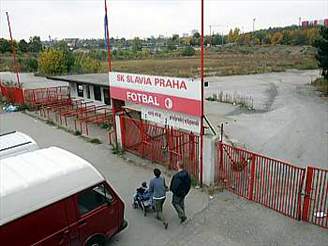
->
[104, 0, 118, 147]
[104, 0, 111, 72]
[200, 0, 204, 186]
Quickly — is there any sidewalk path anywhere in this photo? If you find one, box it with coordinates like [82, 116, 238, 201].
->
[1, 112, 326, 246]
[166, 191, 328, 246]
[0, 112, 208, 246]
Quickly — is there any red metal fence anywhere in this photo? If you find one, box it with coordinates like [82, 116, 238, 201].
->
[121, 115, 199, 180]
[302, 166, 328, 228]
[24, 86, 70, 107]
[216, 142, 327, 228]
[0, 84, 24, 104]
[217, 142, 305, 220]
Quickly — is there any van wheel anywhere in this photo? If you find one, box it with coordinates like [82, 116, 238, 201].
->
[86, 236, 106, 246]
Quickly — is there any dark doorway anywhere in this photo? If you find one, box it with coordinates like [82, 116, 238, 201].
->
[103, 88, 111, 105]
[86, 86, 91, 99]
[94, 85, 102, 101]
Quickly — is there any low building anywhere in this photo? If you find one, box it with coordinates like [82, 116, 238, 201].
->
[47, 73, 111, 105]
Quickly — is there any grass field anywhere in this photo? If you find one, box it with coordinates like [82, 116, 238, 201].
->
[107, 45, 317, 77]
[1, 45, 317, 77]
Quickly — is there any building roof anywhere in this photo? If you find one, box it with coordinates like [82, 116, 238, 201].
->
[0, 72, 68, 89]
[0, 131, 38, 159]
[47, 73, 109, 87]
[0, 147, 104, 226]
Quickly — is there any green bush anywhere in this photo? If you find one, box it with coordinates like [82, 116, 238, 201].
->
[17, 103, 31, 111]
[89, 138, 102, 144]
[72, 54, 101, 73]
[26, 57, 38, 72]
[38, 49, 68, 75]
[181, 46, 195, 56]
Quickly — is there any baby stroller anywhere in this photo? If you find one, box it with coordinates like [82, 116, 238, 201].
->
[132, 182, 154, 216]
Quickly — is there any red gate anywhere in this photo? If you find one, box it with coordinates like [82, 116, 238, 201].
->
[121, 115, 199, 180]
[302, 166, 328, 228]
[0, 84, 24, 104]
[217, 142, 306, 220]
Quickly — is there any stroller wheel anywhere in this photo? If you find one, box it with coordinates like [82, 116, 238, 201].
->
[141, 203, 147, 216]
[132, 199, 138, 209]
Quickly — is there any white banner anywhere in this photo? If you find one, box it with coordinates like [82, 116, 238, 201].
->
[141, 107, 201, 134]
[109, 71, 201, 100]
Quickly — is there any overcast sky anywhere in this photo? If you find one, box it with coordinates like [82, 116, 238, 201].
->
[1, 0, 327, 41]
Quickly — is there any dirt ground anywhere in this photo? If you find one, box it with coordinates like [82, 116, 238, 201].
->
[108, 45, 316, 77]
[205, 69, 328, 169]
[1, 69, 326, 169]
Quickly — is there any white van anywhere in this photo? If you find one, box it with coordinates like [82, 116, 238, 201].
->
[0, 131, 39, 159]
[0, 146, 127, 245]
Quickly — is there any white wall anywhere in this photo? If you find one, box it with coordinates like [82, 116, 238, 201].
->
[100, 86, 105, 104]
[202, 134, 218, 186]
[89, 85, 95, 100]
[83, 85, 88, 98]
[69, 82, 77, 97]
[115, 112, 123, 149]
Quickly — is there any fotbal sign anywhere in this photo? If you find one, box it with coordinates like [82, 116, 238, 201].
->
[109, 72, 201, 116]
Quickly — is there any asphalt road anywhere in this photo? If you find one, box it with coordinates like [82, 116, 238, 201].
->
[1, 112, 327, 246]
[205, 70, 328, 169]
[0, 112, 208, 246]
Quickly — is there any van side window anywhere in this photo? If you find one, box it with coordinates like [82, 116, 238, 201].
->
[78, 184, 113, 215]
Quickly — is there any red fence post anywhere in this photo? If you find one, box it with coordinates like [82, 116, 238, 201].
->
[86, 122, 89, 136]
[120, 114, 126, 150]
[248, 154, 256, 201]
[302, 166, 314, 222]
[168, 127, 174, 169]
[297, 168, 306, 220]
[140, 119, 145, 157]
[219, 142, 224, 181]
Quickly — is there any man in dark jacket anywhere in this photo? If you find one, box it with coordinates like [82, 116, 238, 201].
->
[170, 161, 191, 223]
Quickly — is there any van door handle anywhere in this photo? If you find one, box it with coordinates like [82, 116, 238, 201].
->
[79, 220, 87, 226]
[59, 230, 69, 245]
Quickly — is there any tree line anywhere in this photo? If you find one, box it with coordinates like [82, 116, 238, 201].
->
[38, 41, 102, 75]
[227, 26, 319, 46]
[0, 36, 42, 53]
[0, 37, 102, 75]
[0, 25, 326, 76]
[0, 36, 42, 72]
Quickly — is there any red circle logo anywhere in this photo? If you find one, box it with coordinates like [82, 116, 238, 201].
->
[164, 98, 173, 109]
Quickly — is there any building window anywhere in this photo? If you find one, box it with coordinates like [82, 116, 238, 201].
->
[77, 84, 84, 97]
[94, 85, 102, 101]
[103, 88, 111, 105]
